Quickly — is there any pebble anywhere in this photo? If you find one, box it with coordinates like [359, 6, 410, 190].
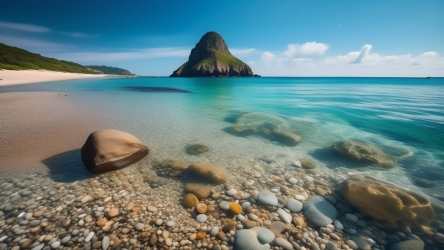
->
[333, 219, 343, 230]
[269, 221, 286, 234]
[257, 190, 278, 206]
[107, 208, 119, 217]
[29, 220, 41, 227]
[196, 214, 208, 222]
[325, 241, 337, 250]
[346, 239, 358, 250]
[229, 203, 242, 215]
[275, 238, 293, 249]
[276, 208, 292, 224]
[50, 241, 60, 249]
[85, 232, 95, 242]
[147, 206, 157, 212]
[225, 189, 237, 196]
[247, 213, 258, 221]
[218, 201, 230, 210]
[288, 178, 298, 184]
[210, 227, 219, 236]
[345, 213, 359, 223]
[61, 236, 71, 244]
[196, 203, 208, 214]
[135, 223, 144, 230]
[166, 220, 175, 227]
[295, 194, 305, 201]
[286, 198, 302, 212]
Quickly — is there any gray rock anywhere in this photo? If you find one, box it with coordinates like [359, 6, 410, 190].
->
[276, 208, 292, 224]
[196, 214, 207, 222]
[234, 227, 274, 250]
[302, 195, 338, 227]
[210, 227, 219, 236]
[333, 219, 343, 230]
[134, 223, 144, 231]
[166, 220, 174, 227]
[257, 190, 278, 206]
[274, 238, 293, 250]
[325, 241, 337, 250]
[102, 236, 110, 250]
[345, 213, 358, 223]
[390, 239, 424, 250]
[286, 198, 302, 212]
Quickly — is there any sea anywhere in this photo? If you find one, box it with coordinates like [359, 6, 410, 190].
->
[0, 77, 444, 248]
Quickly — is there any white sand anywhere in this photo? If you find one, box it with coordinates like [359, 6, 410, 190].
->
[0, 69, 108, 86]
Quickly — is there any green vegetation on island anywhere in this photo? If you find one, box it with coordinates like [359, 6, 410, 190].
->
[85, 65, 134, 76]
[0, 43, 98, 74]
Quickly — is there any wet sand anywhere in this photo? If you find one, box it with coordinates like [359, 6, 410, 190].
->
[0, 70, 107, 86]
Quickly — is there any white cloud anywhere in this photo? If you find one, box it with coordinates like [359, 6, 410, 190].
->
[0, 21, 51, 33]
[352, 44, 372, 63]
[0, 35, 72, 50]
[59, 31, 101, 39]
[261, 51, 277, 62]
[411, 52, 438, 66]
[284, 42, 330, 57]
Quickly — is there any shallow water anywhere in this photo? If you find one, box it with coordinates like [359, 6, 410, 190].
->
[1, 77, 444, 248]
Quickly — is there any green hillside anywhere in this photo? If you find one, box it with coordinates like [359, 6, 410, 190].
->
[86, 65, 134, 76]
[0, 43, 98, 74]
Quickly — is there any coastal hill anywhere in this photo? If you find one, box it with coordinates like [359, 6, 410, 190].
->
[0, 43, 133, 75]
[86, 65, 134, 76]
[170, 32, 254, 77]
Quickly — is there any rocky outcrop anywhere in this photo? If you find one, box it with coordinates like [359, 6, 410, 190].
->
[170, 32, 254, 77]
[81, 129, 149, 174]
[340, 176, 434, 231]
[331, 140, 394, 167]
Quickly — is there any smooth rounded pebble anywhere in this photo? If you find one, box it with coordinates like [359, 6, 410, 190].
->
[50, 241, 60, 249]
[225, 189, 237, 196]
[345, 213, 359, 223]
[276, 208, 292, 224]
[302, 195, 338, 227]
[166, 220, 175, 227]
[269, 221, 286, 234]
[325, 241, 337, 250]
[295, 194, 305, 201]
[241, 202, 251, 210]
[390, 239, 424, 250]
[135, 223, 144, 230]
[257, 190, 278, 206]
[286, 198, 302, 212]
[234, 227, 274, 250]
[196, 214, 208, 222]
[288, 178, 298, 184]
[333, 219, 343, 230]
[229, 203, 242, 215]
[210, 227, 219, 236]
[102, 236, 110, 250]
[274, 238, 293, 250]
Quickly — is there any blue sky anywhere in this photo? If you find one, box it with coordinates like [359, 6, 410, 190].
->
[1, 0, 443, 76]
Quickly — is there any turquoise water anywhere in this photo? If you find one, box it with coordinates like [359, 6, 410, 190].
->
[2, 77, 444, 201]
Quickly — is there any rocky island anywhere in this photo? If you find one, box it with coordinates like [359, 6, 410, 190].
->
[170, 32, 254, 77]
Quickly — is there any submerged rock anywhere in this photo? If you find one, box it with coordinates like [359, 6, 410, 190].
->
[186, 144, 209, 155]
[331, 140, 394, 167]
[184, 183, 212, 199]
[413, 178, 436, 188]
[80, 129, 149, 174]
[227, 112, 302, 146]
[340, 176, 434, 230]
[189, 162, 228, 184]
[234, 227, 274, 250]
[390, 239, 424, 250]
[302, 195, 338, 227]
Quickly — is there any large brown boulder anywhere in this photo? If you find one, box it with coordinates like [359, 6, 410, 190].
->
[189, 162, 228, 184]
[340, 176, 434, 230]
[81, 129, 149, 174]
[331, 140, 394, 167]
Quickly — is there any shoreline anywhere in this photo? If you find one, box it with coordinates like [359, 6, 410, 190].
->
[0, 69, 110, 87]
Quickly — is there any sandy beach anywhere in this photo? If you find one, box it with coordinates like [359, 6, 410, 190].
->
[0, 69, 108, 86]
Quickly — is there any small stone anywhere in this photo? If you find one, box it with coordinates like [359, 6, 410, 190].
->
[225, 189, 237, 196]
[222, 222, 236, 232]
[81, 195, 94, 203]
[286, 198, 302, 212]
[155, 219, 163, 226]
[196, 203, 208, 214]
[196, 231, 206, 240]
[166, 220, 175, 227]
[275, 238, 293, 250]
[293, 217, 307, 228]
[295, 194, 305, 201]
[149, 234, 158, 245]
[333, 219, 343, 230]
[210, 227, 219, 236]
[390, 239, 424, 250]
[277, 209, 292, 224]
[20, 239, 33, 248]
[107, 208, 119, 218]
[244, 220, 257, 228]
[96, 218, 108, 226]
[257, 190, 278, 206]
[140, 232, 150, 238]
[346, 240, 358, 250]
[345, 213, 359, 223]
[85, 232, 94, 242]
[186, 144, 209, 155]
[184, 194, 199, 208]
[51, 241, 60, 249]
[216, 231, 226, 240]
[325, 241, 337, 250]
[300, 160, 316, 169]
[229, 203, 242, 215]
[185, 183, 213, 199]
[196, 214, 208, 223]
[135, 223, 144, 231]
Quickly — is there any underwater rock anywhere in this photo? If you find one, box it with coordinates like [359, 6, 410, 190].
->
[227, 112, 302, 146]
[234, 227, 274, 250]
[331, 140, 394, 168]
[189, 162, 228, 183]
[184, 183, 212, 199]
[81, 129, 149, 174]
[340, 176, 434, 230]
[390, 239, 424, 250]
[413, 178, 436, 188]
[300, 160, 316, 169]
[302, 195, 338, 227]
[186, 144, 209, 155]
